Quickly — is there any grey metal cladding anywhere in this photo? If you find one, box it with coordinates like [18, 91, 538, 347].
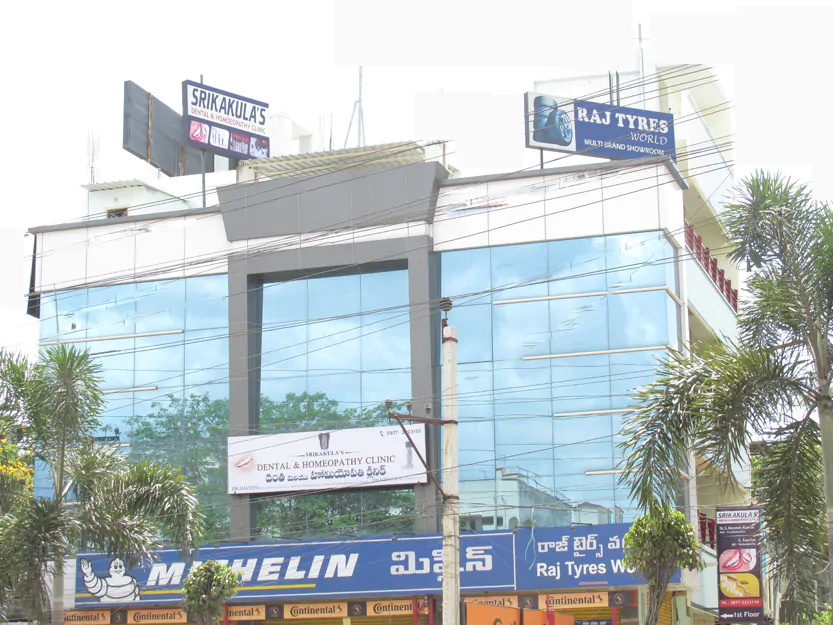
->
[216, 161, 448, 241]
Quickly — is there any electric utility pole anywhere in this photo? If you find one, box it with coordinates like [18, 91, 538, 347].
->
[386, 298, 459, 625]
[441, 298, 460, 625]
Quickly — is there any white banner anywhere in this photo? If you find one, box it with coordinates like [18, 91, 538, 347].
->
[227, 424, 428, 494]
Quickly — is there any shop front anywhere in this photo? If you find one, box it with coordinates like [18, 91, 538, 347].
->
[68, 525, 682, 625]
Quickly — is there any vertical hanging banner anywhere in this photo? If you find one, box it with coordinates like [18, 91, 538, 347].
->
[716, 507, 764, 622]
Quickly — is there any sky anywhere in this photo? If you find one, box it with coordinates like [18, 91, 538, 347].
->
[0, 0, 829, 355]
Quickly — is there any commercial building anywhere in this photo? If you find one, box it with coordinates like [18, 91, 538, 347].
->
[28, 72, 747, 624]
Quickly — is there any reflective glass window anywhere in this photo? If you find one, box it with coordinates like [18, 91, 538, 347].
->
[135, 280, 185, 334]
[86, 283, 137, 339]
[493, 359, 550, 417]
[361, 269, 408, 311]
[89, 338, 135, 391]
[361, 312, 410, 371]
[610, 349, 667, 410]
[493, 301, 550, 360]
[458, 363, 494, 422]
[608, 291, 677, 350]
[308, 274, 360, 319]
[490, 242, 548, 302]
[185, 274, 228, 331]
[459, 420, 496, 482]
[548, 295, 608, 354]
[551, 354, 611, 414]
[605, 231, 676, 291]
[447, 304, 492, 364]
[440, 248, 491, 305]
[547, 236, 607, 296]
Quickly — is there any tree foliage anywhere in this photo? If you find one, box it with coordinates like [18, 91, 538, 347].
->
[619, 171, 833, 623]
[128, 391, 415, 541]
[623, 505, 704, 625]
[182, 560, 240, 625]
[0, 346, 204, 624]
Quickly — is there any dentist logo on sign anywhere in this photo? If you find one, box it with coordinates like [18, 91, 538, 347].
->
[80, 558, 141, 602]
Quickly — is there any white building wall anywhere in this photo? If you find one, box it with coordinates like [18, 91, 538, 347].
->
[433, 163, 680, 253]
[36, 215, 430, 294]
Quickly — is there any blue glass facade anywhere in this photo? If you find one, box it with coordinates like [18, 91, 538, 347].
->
[255, 267, 416, 538]
[35, 274, 231, 539]
[440, 231, 679, 529]
[34, 229, 679, 539]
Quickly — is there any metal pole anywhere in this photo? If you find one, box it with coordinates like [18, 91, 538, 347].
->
[441, 309, 459, 625]
[200, 74, 206, 210]
[358, 66, 364, 147]
[638, 24, 646, 107]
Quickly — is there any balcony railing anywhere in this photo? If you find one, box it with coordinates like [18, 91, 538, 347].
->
[698, 512, 716, 549]
[685, 221, 739, 312]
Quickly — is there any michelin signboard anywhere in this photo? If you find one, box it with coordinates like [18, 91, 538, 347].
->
[75, 525, 667, 607]
[525, 92, 675, 160]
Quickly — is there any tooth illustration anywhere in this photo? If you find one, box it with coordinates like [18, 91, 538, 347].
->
[724, 550, 741, 570]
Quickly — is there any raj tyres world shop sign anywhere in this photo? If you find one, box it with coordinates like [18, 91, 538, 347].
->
[182, 80, 270, 160]
[715, 507, 764, 623]
[227, 424, 428, 494]
[524, 92, 675, 160]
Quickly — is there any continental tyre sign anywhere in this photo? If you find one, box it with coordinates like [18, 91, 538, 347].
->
[524, 92, 675, 160]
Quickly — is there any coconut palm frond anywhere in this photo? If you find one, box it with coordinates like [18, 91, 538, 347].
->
[0, 498, 79, 623]
[619, 350, 704, 509]
[754, 419, 826, 624]
[691, 342, 808, 486]
[81, 460, 203, 564]
[28, 345, 104, 459]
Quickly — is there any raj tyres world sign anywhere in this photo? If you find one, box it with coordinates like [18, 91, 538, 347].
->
[524, 92, 675, 161]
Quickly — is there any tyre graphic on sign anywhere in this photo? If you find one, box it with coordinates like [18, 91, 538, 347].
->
[532, 96, 574, 148]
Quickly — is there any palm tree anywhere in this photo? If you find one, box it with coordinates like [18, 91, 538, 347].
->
[619, 171, 833, 622]
[0, 345, 204, 625]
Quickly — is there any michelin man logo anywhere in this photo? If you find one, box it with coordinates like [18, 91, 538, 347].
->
[80, 558, 141, 602]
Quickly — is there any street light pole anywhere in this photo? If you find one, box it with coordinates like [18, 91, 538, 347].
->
[440, 299, 459, 625]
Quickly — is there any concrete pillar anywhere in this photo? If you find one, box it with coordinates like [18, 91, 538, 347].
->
[228, 257, 263, 541]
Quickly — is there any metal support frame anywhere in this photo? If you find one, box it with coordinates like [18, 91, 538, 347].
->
[387, 401, 451, 498]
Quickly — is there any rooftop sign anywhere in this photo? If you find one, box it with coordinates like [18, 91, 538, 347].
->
[182, 81, 270, 160]
[524, 92, 675, 160]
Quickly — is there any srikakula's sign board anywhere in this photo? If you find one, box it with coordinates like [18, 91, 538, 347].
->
[715, 507, 764, 623]
[182, 80, 270, 160]
[74, 524, 676, 607]
[227, 424, 428, 495]
[524, 92, 675, 160]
